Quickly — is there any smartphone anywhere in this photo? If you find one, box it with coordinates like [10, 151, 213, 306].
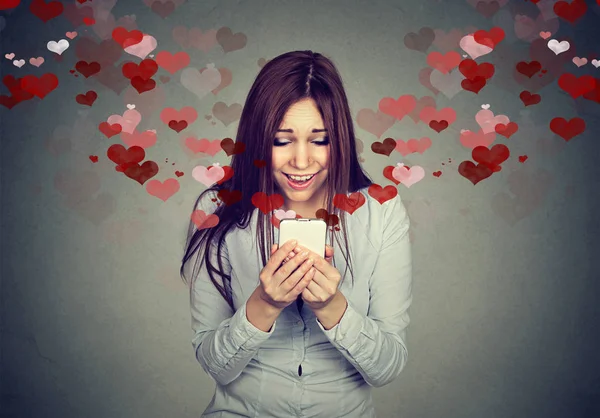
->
[278, 218, 327, 259]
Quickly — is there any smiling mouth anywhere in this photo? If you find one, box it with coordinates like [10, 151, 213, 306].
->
[284, 172, 318, 180]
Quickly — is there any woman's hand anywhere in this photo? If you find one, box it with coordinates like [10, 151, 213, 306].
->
[283, 244, 340, 311]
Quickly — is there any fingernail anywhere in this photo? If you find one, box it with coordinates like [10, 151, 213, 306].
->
[288, 251, 295, 258]
[291, 239, 297, 246]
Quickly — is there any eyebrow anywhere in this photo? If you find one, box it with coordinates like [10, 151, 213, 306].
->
[276, 129, 328, 133]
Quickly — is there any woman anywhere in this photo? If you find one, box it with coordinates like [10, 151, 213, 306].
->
[180, 50, 412, 418]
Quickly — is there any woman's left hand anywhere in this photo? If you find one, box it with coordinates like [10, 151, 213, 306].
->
[296, 244, 341, 311]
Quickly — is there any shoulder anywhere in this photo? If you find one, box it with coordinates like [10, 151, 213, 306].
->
[347, 186, 409, 248]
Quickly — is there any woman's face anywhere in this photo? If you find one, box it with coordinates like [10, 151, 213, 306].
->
[272, 98, 330, 214]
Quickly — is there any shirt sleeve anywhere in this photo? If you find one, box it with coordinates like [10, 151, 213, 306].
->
[315, 192, 412, 388]
[189, 190, 278, 386]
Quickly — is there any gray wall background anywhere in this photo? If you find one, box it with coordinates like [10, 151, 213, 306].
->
[2, 0, 600, 417]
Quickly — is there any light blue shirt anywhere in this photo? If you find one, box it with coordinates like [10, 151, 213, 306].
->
[189, 186, 413, 418]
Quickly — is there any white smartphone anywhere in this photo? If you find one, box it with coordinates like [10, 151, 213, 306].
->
[278, 218, 327, 258]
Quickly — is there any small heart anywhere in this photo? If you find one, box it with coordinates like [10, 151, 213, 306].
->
[127, 104, 135, 109]
[5, 52, 15, 60]
[433, 171, 442, 177]
[539, 31, 551, 40]
[518, 155, 528, 163]
[66, 31, 78, 39]
[592, 59, 600, 68]
[89, 155, 99, 163]
[481, 104, 490, 109]
[13, 59, 25, 68]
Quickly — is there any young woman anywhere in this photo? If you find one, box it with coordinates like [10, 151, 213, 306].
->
[181, 50, 413, 418]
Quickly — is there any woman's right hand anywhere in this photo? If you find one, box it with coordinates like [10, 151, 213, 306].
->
[258, 239, 316, 310]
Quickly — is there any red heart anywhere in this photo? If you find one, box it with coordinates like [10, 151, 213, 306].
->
[459, 59, 495, 80]
[20, 73, 59, 98]
[461, 77, 487, 94]
[75, 60, 101, 78]
[168, 120, 188, 132]
[191, 210, 219, 230]
[29, 0, 63, 22]
[333, 191, 366, 215]
[315, 209, 339, 227]
[383, 165, 401, 185]
[429, 120, 448, 132]
[123, 161, 159, 185]
[472, 144, 510, 170]
[0, 0, 20, 11]
[89, 155, 98, 163]
[553, 0, 587, 24]
[98, 122, 122, 138]
[122, 59, 158, 80]
[251, 192, 284, 214]
[175, 170, 184, 177]
[217, 189, 242, 206]
[367, 184, 398, 205]
[220, 137, 246, 156]
[131, 76, 156, 94]
[519, 91, 541, 106]
[516, 61, 542, 78]
[458, 161, 493, 185]
[112, 27, 143, 49]
[106, 144, 145, 165]
[371, 137, 396, 156]
[557, 74, 596, 99]
[473, 27, 505, 49]
[549, 117, 586, 141]
[494, 122, 519, 138]
[518, 155, 528, 163]
[433, 171, 442, 177]
[75, 90, 97, 106]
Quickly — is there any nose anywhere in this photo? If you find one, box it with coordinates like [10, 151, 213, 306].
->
[290, 143, 312, 169]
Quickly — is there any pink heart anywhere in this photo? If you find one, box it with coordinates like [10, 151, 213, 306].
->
[539, 31, 551, 40]
[29, 57, 45, 67]
[459, 34, 493, 59]
[66, 31, 78, 39]
[475, 109, 509, 134]
[459, 129, 496, 149]
[146, 178, 179, 202]
[184, 137, 222, 155]
[123, 34, 157, 59]
[572, 57, 588, 67]
[120, 129, 157, 149]
[274, 209, 297, 220]
[5, 52, 15, 60]
[160, 106, 198, 125]
[191, 164, 225, 187]
[392, 164, 425, 188]
[107, 109, 141, 134]
[395, 137, 432, 156]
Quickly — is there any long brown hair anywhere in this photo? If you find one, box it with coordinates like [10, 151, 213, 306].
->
[180, 50, 373, 312]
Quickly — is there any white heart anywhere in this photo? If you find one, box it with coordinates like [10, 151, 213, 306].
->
[13, 59, 25, 68]
[47, 39, 70, 55]
[592, 59, 600, 68]
[547, 39, 569, 55]
[481, 104, 490, 109]
[127, 104, 135, 109]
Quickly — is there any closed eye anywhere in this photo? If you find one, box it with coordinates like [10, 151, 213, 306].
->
[273, 137, 329, 147]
